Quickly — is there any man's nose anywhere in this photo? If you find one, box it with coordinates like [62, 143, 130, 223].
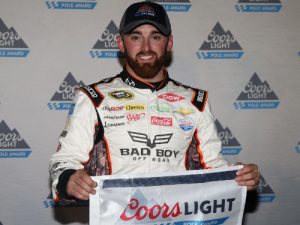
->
[142, 38, 150, 51]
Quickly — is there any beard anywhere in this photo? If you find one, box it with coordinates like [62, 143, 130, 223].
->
[126, 50, 167, 79]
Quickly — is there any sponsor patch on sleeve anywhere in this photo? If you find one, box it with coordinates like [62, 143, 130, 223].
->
[191, 89, 208, 112]
[80, 85, 103, 107]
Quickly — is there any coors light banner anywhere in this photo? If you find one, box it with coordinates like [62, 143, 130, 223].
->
[90, 166, 246, 225]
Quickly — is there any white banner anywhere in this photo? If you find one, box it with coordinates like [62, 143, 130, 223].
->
[90, 165, 246, 225]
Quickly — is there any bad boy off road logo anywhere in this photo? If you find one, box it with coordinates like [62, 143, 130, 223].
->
[146, 0, 192, 12]
[0, 18, 30, 58]
[215, 120, 242, 155]
[121, 132, 176, 163]
[197, 22, 244, 59]
[235, 0, 282, 12]
[234, 73, 280, 109]
[90, 20, 122, 58]
[45, 0, 97, 10]
[48, 72, 84, 111]
[0, 121, 31, 158]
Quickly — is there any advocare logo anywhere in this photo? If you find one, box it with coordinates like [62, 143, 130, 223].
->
[90, 20, 123, 58]
[257, 175, 275, 202]
[0, 18, 30, 58]
[234, 73, 280, 109]
[295, 141, 300, 154]
[45, 0, 97, 10]
[197, 22, 244, 59]
[48, 72, 84, 112]
[235, 0, 282, 13]
[215, 120, 242, 155]
[0, 121, 31, 158]
[146, 0, 192, 12]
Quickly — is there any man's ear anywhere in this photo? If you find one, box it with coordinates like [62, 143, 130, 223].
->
[167, 34, 173, 52]
[117, 34, 125, 53]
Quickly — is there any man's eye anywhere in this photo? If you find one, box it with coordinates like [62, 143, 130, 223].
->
[152, 35, 162, 40]
[130, 35, 140, 40]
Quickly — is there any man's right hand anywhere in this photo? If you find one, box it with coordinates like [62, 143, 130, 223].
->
[66, 170, 97, 200]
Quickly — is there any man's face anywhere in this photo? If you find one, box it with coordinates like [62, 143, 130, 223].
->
[118, 24, 173, 79]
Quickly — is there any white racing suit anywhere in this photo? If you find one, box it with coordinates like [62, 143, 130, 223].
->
[49, 68, 228, 203]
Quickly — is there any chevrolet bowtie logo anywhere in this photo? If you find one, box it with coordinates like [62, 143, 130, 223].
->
[128, 131, 173, 149]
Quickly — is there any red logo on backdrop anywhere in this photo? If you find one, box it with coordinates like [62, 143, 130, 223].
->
[120, 198, 182, 221]
[151, 116, 172, 126]
[127, 113, 145, 123]
[158, 93, 185, 102]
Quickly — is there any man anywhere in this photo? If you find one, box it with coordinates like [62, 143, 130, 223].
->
[49, 1, 260, 203]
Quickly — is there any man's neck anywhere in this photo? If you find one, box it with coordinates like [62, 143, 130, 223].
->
[125, 64, 165, 83]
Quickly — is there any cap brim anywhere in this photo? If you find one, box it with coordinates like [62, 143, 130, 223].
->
[121, 20, 170, 36]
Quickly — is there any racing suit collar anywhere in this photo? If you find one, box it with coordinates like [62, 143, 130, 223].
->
[119, 67, 169, 92]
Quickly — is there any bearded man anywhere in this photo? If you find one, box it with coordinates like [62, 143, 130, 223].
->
[49, 1, 260, 203]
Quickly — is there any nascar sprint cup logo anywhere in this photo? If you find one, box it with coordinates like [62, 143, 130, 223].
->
[90, 21, 123, 58]
[235, 0, 282, 13]
[234, 73, 280, 109]
[45, 0, 97, 10]
[146, 0, 192, 12]
[0, 18, 30, 58]
[197, 22, 244, 59]
[0, 121, 31, 158]
[48, 72, 84, 111]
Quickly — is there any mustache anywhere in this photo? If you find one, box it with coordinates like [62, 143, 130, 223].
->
[136, 50, 157, 57]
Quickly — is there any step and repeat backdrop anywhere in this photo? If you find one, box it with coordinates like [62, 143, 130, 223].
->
[0, 0, 299, 225]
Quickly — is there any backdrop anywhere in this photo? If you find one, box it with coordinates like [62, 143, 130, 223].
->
[0, 0, 299, 225]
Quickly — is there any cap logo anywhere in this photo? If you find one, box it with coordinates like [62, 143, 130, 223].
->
[135, 5, 156, 17]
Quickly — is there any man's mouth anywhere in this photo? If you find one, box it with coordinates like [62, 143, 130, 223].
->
[136, 52, 157, 62]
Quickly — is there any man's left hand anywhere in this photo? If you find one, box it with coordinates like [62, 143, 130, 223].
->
[235, 164, 260, 191]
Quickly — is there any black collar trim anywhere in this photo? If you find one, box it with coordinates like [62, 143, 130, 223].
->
[119, 67, 169, 92]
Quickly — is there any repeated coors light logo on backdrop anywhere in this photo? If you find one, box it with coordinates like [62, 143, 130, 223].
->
[146, 0, 192, 12]
[90, 21, 121, 58]
[0, 120, 31, 158]
[215, 120, 242, 155]
[197, 22, 244, 59]
[47, 72, 84, 112]
[234, 73, 280, 109]
[235, 0, 282, 12]
[45, 0, 97, 10]
[0, 18, 30, 58]
[295, 142, 300, 154]
[257, 176, 275, 202]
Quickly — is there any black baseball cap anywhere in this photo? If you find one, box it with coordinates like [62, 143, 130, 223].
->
[119, 1, 172, 36]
